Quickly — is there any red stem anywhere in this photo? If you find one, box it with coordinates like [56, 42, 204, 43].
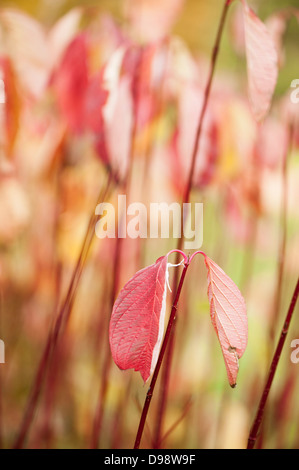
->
[89, 46, 149, 446]
[134, 257, 190, 449]
[182, 0, 232, 206]
[152, 0, 232, 447]
[270, 122, 294, 341]
[89, 230, 123, 449]
[12, 175, 113, 449]
[247, 277, 299, 449]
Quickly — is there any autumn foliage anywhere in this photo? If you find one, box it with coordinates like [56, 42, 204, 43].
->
[0, 0, 298, 450]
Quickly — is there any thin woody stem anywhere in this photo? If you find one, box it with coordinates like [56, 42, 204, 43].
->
[134, 258, 190, 449]
[182, 0, 232, 208]
[270, 122, 294, 341]
[247, 277, 299, 449]
[13, 174, 113, 449]
[152, 0, 232, 448]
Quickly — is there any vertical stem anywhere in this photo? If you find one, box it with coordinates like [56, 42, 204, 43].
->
[247, 277, 299, 449]
[89, 230, 123, 449]
[13, 175, 113, 449]
[152, 0, 232, 447]
[270, 123, 294, 341]
[89, 46, 147, 446]
[111, 377, 132, 448]
[182, 0, 232, 209]
[0, 292, 3, 450]
[134, 258, 190, 449]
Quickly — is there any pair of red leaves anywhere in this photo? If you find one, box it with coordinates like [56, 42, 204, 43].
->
[109, 252, 247, 388]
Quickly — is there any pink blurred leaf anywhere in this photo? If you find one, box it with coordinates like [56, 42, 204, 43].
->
[121, 44, 143, 110]
[204, 255, 248, 387]
[51, 34, 88, 134]
[83, 72, 110, 166]
[51, 32, 111, 166]
[265, 12, 288, 69]
[241, 0, 278, 122]
[122, 42, 167, 131]
[266, 8, 299, 69]
[102, 46, 134, 180]
[124, 0, 185, 42]
[0, 161, 30, 243]
[0, 56, 20, 156]
[256, 116, 289, 169]
[229, 4, 246, 56]
[0, 9, 50, 98]
[109, 256, 168, 383]
[171, 83, 219, 193]
[48, 8, 83, 67]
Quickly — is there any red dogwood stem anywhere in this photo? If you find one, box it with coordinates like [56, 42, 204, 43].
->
[152, 0, 232, 447]
[134, 257, 190, 449]
[247, 277, 299, 449]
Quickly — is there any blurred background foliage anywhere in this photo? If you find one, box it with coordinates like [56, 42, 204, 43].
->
[1, 0, 299, 95]
[0, 0, 298, 450]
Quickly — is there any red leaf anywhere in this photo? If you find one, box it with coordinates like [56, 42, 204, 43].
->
[51, 34, 88, 133]
[241, 0, 278, 122]
[0, 56, 20, 156]
[170, 84, 219, 194]
[109, 256, 168, 382]
[124, 0, 185, 42]
[0, 8, 50, 98]
[204, 255, 248, 387]
[48, 8, 82, 68]
[83, 72, 110, 166]
[101, 46, 134, 180]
